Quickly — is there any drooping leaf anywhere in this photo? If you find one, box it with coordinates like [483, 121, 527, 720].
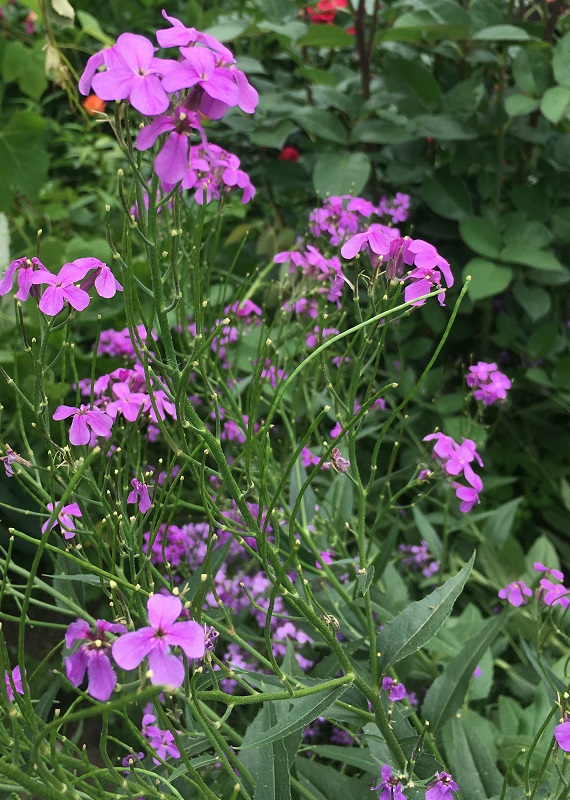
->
[422, 615, 504, 731]
[376, 553, 474, 672]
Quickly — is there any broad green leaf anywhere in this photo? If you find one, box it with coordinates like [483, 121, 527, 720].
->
[553, 31, 570, 88]
[376, 553, 474, 672]
[293, 108, 348, 144]
[350, 120, 416, 145]
[422, 614, 504, 731]
[257, 20, 307, 40]
[512, 49, 551, 96]
[384, 58, 441, 114]
[552, 206, 570, 241]
[540, 86, 570, 124]
[307, 745, 377, 773]
[295, 758, 370, 800]
[297, 25, 353, 48]
[313, 152, 370, 197]
[462, 259, 512, 300]
[468, 0, 503, 30]
[204, 20, 251, 41]
[241, 703, 291, 800]
[422, 170, 472, 220]
[459, 217, 502, 259]
[442, 76, 485, 120]
[412, 506, 443, 559]
[253, 0, 297, 24]
[482, 498, 523, 547]
[413, 114, 477, 140]
[250, 120, 298, 149]
[2, 40, 48, 100]
[472, 24, 530, 41]
[505, 94, 540, 117]
[0, 111, 48, 211]
[296, 66, 339, 86]
[526, 535, 562, 574]
[512, 282, 551, 321]
[239, 683, 349, 749]
[77, 11, 114, 46]
[500, 242, 564, 271]
[442, 711, 503, 800]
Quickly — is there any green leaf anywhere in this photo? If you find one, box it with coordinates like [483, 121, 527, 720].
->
[540, 86, 570, 124]
[482, 498, 523, 547]
[295, 758, 370, 800]
[500, 242, 564, 271]
[422, 615, 504, 731]
[250, 120, 298, 149]
[459, 217, 502, 259]
[553, 31, 570, 88]
[293, 108, 348, 144]
[0, 111, 48, 210]
[412, 507, 443, 559]
[377, 554, 474, 672]
[413, 114, 477, 140]
[357, 565, 375, 596]
[241, 703, 291, 800]
[253, 0, 297, 23]
[350, 120, 416, 145]
[505, 94, 540, 117]
[77, 11, 114, 46]
[297, 24, 353, 48]
[472, 24, 531, 41]
[442, 711, 504, 799]
[462, 259, 512, 300]
[313, 152, 370, 197]
[239, 683, 349, 749]
[512, 49, 551, 96]
[2, 40, 48, 99]
[422, 169, 472, 220]
[384, 57, 441, 114]
[204, 20, 252, 42]
[307, 745, 377, 773]
[512, 282, 551, 321]
[552, 206, 570, 241]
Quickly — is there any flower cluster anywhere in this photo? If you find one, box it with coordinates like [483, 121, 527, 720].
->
[79, 11, 257, 199]
[372, 765, 458, 800]
[466, 361, 512, 405]
[423, 432, 484, 512]
[0, 256, 121, 316]
[498, 562, 569, 610]
[64, 594, 205, 702]
[305, 0, 348, 24]
[399, 541, 439, 578]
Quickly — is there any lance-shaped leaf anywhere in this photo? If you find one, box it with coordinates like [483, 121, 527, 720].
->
[241, 703, 291, 800]
[421, 613, 504, 731]
[377, 553, 474, 672]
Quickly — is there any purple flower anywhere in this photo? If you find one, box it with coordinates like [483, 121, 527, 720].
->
[142, 714, 181, 763]
[381, 677, 407, 702]
[539, 579, 570, 609]
[0, 256, 46, 301]
[65, 618, 127, 701]
[498, 581, 533, 607]
[425, 771, 458, 800]
[53, 404, 113, 446]
[1, 445, 32, 478]
[466, 361, 511, 405]
[534, 562, 564, 582]
[81, 34, 170, 116]
[4, 665, 23, 702]
[112, 593, 205, 690]
[74, 257, 123, 299]
[321, 448, 350, 473]
[555, 720, 570, 751]
[106, 382, 149, 422]
[30, 263, 91, 316]
[42, 502, 82, 539]
[372, 764, 407, 800]
[127, 478, 152, 514]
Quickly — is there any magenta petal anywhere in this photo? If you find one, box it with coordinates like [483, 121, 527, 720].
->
[115, 33, 155, 72]
[65, 619, 91, 648]
[86, 651, 116, 701]
[86, 410, 113, 437]
[155, 132, 189, 185]
[79, 50, 106, 95]
[53, 405, 78, 421]
[63, 286, 91, 312]
[39, 286, 64, 316]
[94, 268, 118, 299]
[15, 267, 34, 301]
[202, 70, 239, 105]
[165, 621, 205, 659]
[199, 95, 229, 120]
[234, 69, 258, 113]
[555, 721, 570, 752]
[136, 117, 175, 151]
[112, 628, 155, 670]
[147, 646, 184, 689]
[69, 415, 90, 446]
[340, 233, 366, 259]
[161, 63, 201, 93]
[59, 261, 92, 283]
[147, 594, 182, 630]
[404, 278, 431, 305]
[0, 263, 17, 296]
[65, 649, 88, 687]
[30, 270, 56, 286]
[92, 69, 133, 102]
[129, 74, 169, 116]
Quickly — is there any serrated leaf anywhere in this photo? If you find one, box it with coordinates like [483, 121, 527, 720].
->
[422, 615, 504, 731]
[239, 683, 349, 749]
[377, 554, 474, 672]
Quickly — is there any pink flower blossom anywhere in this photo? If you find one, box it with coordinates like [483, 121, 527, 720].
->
[127, 479, 152, 514]
[539, 579, 570, 609]
[112, 594, 205, 689]
[53, 404, 113, 446]
[372, 764, 407, 800]
[534, 562, 564, 582]
[381, 677, 407, 702]
[65, 618, 127, 701]
[4, 665, 23, 702]
[30, 263, 91, 316]
[425, 772, 458, 800]
[498, 581, 532, 607]
[0, 256, 46, 301]
[42, 502, 82, 539]
[555, 720, 570, 751]
[321, 447, 350, 473]
[106, 382, 149, 422]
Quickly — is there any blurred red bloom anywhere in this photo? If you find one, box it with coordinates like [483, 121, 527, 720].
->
[82, 94, 107, 115]
[278, 146, 300, 162]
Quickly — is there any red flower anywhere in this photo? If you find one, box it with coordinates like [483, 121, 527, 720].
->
[82, 94, 107, 115]
[278, 146, 300, 162]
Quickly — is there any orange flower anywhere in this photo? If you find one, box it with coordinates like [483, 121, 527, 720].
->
[82, 94, 106, 115]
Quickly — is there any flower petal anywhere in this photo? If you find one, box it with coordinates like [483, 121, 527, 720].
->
[86, 651, 117, 701]
[147, 594, 182, 631]
[147, 645, 185, 689]
[112, 627, 155, 670]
